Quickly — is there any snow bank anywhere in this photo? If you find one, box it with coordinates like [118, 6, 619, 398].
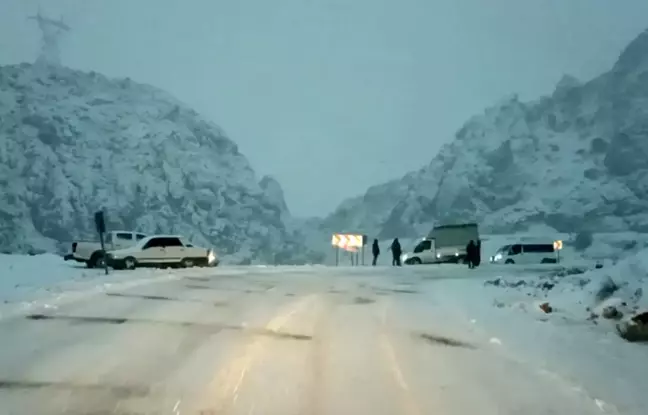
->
[565, 247, 648, 316]
[0, 254, 91, 301]
[481, 247, 648, 334]
[0, 253, 180, 319]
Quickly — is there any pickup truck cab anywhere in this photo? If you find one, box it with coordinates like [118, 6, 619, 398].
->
[106, 235, 219, 270]
[71, 231, 146, 268]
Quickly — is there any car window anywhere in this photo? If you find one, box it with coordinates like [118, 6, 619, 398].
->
[142, 238, 161, 249]
[136, 233, 146, 240]
[115, 232, 132, 241]
[164, 237, 183, 247]
[510, 244, 522, 255]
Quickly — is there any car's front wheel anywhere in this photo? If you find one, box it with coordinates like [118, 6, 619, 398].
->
[505, 259, 515, 264]
[181, 258, 195, 268]
[124, 257, 137, 270]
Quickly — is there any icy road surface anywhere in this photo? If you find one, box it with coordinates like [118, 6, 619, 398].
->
[0, 265, 643, 415]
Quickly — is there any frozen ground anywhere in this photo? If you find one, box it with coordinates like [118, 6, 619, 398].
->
[0, 254, 647, 414]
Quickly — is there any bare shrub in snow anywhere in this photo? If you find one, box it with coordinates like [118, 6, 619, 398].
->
[573, 231, 593, 251]
[595, 276, 619, 302]
[602, 305, 623, 320]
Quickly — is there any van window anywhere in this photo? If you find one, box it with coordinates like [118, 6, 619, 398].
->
[413, 240, 432, 253]
[497, 245, 511, 254]
[524, 244, 554, 253]
[510, 244, 522, 255]
[135, 233, 146, 240]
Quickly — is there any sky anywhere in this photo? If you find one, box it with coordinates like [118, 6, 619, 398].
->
[2, 0, 648, 217]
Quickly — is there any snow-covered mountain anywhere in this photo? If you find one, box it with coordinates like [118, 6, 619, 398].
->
[323, 28, 648, 239]
[0, 63, 319, 264]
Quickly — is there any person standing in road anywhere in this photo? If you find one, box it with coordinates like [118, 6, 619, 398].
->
[390, 238, 402, 266]
[466, 240, 476, 269]
[372, 239, 380, 266]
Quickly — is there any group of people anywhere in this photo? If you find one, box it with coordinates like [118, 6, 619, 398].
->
[371, 238, 402, 266]
[369, 238, 481, 268]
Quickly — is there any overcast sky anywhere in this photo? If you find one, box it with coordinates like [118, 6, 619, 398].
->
[2, 0, 648, 216]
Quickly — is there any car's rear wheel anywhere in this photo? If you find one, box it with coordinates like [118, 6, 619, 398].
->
[124, 257, 137, 270]
[88, 251, 105, 268]
[181, 258, 195, 268]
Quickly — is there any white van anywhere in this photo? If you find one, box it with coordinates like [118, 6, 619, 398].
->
[490, 243, 557, 265]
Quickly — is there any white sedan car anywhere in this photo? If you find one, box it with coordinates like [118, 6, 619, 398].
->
[106, 234, 218, 270]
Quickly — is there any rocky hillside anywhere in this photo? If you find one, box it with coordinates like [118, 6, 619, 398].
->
[0, 63, 320, 264]
[323, 28, 648, 239]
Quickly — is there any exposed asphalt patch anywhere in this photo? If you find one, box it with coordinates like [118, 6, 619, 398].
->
[354, 296, 375, 305]
[106, 293, 173, 301]
[27, 314, 128, 325]
[418, 333, 476, 349]
[105, 292, 228, 307]
[25, 314, 236, 331]
[24, 315, 309, 340]
[371, 287, 419, 295]
[185, 284, 263, 294]
[391, 289, 419, 294]
[250, 329, 312, 341]
[0, 380, 149, 398]
[185, 284, 213, 290]
[184, 276, 210, 282]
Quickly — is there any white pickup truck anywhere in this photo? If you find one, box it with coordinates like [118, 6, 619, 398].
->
[69, 231, 147, 268]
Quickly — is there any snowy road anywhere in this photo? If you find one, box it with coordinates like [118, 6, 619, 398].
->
[0, 265, 636, 415]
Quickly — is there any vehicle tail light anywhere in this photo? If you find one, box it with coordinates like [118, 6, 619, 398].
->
[72, 242, 77, 252]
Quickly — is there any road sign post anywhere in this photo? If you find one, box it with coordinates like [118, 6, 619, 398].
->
[553, 240, 563, 264]
[94, 211, 109, 275]
[331, 233, 365, 267]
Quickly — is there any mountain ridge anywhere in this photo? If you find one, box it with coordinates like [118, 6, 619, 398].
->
[0, 63, 320, 264]
[322, 26, 648, 239]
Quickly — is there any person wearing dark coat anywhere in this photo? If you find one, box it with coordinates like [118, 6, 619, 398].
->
[466, 240, 477, 269]
[390, 238, 402, 266]
[372, 239, 380, 266]
[474, 240, 482, 267]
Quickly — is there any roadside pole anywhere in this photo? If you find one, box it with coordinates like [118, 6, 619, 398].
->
[94, 210, 109, 275]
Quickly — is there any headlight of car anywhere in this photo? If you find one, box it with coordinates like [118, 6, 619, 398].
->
[494, 253, 502, 261]
[207, 250, 217, 264]
[401, 254, 408, 261]
[436, 253, 441, 258]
